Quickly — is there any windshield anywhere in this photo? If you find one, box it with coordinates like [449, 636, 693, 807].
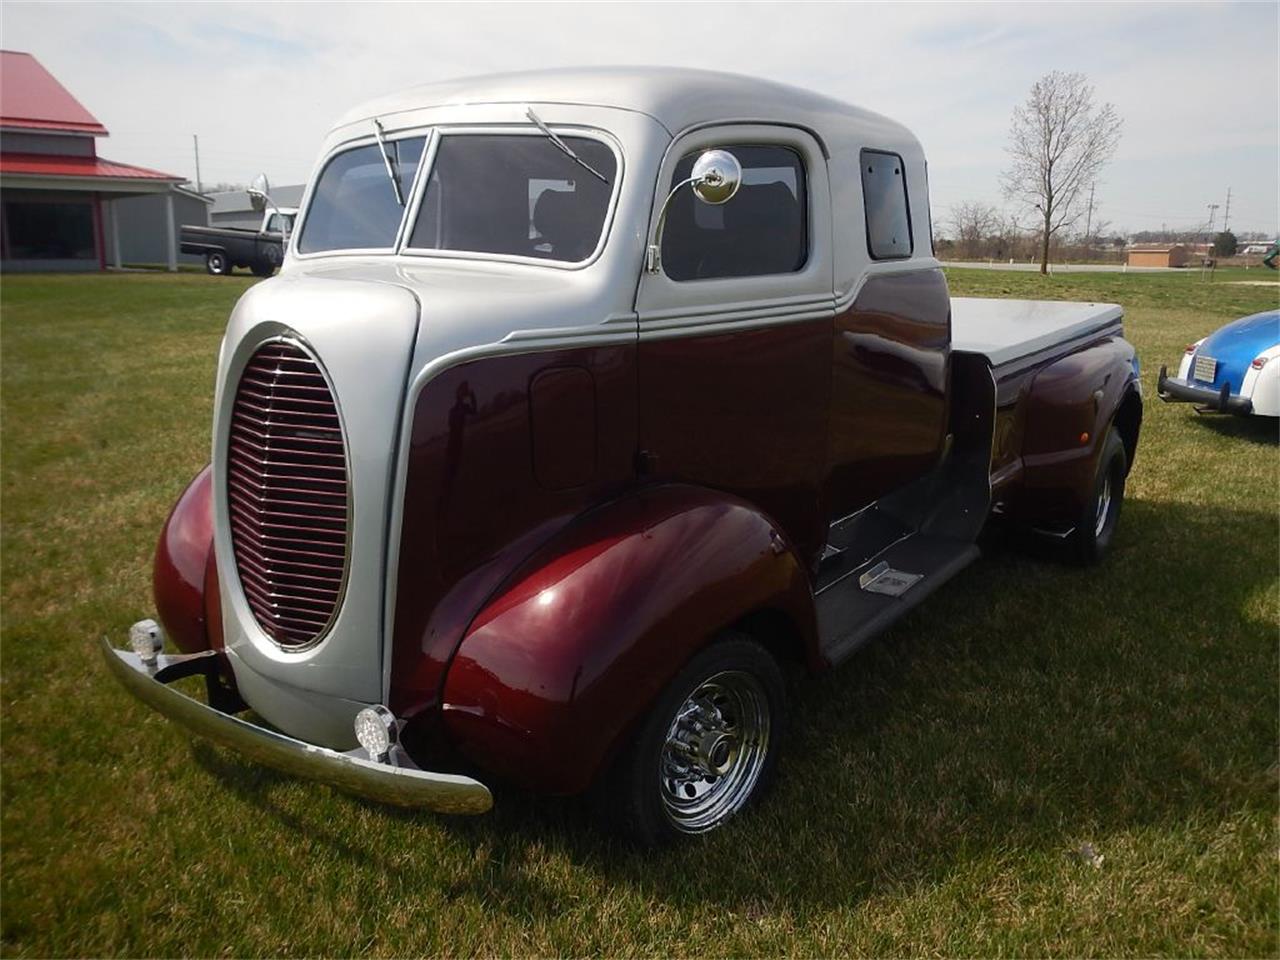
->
[407, 134, 617, 263]
[297, 137, 426, 253]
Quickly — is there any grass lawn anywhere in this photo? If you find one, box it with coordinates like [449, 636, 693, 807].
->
[2, 269, 1277, 957]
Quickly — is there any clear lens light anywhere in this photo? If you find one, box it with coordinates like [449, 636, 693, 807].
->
[128, 619, 164, 665]
[354, 705, 397, 762]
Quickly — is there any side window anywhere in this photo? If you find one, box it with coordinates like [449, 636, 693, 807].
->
[861, 149, 913, 260]
[661, 144, 807, 281]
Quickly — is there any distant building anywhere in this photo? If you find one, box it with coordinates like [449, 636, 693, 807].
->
[0, 50, 199, 271]
[113, 186, 212, 266]
[209, 184, 305, 229]
[1127, 244, 1190, 268]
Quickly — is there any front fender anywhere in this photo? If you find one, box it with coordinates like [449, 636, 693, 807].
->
[439, 484, 816, 795]
[1019, 337, 1140, 522]
[153, 466, 216, 653]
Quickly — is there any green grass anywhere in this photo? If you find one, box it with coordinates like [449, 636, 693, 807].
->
[2, 269, 1277, 957]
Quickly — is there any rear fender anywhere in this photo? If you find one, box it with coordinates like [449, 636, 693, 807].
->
[1018, 337, 1141, 523]
[440, 484, 817, 795]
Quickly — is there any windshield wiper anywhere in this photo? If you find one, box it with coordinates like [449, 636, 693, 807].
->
[525, 107, 609, 186]
[373, 117, 405, 206]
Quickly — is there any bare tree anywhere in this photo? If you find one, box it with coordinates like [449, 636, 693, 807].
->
[1001, 71, 1122, 274]
[947, 202, 1000, 259]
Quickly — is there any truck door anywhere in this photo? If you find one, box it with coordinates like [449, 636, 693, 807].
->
[634, 125, 834, 563]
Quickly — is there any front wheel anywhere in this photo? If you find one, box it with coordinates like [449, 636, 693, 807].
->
[599, 635, 786, 845]
[1068, 428, 1127, 563]
[205, 251, 231, 275]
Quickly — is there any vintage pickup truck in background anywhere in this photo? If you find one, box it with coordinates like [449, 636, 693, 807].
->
[179, 207, 296, 277]
[104, 68, 1142, 843]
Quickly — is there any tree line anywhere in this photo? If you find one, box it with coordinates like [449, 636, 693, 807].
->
[938, 70, 1273, 267]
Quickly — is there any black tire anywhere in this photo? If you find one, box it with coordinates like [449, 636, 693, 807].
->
[250, 261, 276, 278]
[596, 634, 786, 845]
[1067, 428, 1127, 564]
[205, 251, 231, 276]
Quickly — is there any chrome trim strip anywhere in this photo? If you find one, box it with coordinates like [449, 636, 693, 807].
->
[640, 306, 835, 341]
[100, 637, 492, 814]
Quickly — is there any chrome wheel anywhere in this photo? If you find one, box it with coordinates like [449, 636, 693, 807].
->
[659, 670, 770, 833]
[1094, 469, 1113, 538]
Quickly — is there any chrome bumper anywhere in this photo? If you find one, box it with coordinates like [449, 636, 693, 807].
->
[99, 635, 492, 815]
[1157, 365, 1253, 414]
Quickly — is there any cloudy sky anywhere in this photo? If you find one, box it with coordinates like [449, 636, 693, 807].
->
[4, 1, 1276, 236]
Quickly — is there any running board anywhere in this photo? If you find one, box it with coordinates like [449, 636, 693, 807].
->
[817, 534, 979, 665]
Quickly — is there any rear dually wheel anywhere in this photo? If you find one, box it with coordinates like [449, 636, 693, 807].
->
[1069, 428, 1127, 563]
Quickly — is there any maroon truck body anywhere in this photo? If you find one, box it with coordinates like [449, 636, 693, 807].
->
[122, 69, 1141, 840]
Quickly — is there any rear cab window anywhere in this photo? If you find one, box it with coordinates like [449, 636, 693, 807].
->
[861, 148, 913, 260]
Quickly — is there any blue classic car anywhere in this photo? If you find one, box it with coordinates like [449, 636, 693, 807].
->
[1158, 310, 1280, 416]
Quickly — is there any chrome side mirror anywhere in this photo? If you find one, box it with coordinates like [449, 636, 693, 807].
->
[646, 149, 743, 272]
[690, 150, 742, 205]
[247, 173, 271, 214]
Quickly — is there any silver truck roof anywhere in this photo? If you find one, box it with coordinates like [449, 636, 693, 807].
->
[336, 66, 914, 148]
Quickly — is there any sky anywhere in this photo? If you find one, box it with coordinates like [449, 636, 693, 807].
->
[3, 1, 1276, 237]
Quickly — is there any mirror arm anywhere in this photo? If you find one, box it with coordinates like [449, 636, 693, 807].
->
[645, 176, 697, 274]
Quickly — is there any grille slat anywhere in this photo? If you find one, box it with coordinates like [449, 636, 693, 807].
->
[227, 341, 349, 648]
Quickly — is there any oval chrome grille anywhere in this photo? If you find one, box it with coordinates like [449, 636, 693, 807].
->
[226, 340, 349, 649]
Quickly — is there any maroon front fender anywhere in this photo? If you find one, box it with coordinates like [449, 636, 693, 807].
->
[439, 484, 816, 795]
[153, 466, 216, 653]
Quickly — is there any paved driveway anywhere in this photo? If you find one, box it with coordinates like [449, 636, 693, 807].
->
[942, 260, 1182, 273]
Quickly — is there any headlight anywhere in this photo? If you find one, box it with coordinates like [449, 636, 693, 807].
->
[128, 619, 164, 666]
[354, 705, 398, 763]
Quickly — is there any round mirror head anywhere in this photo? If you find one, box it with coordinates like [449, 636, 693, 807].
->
[690, 149, 742, 205]
[248, 173, 271, 213]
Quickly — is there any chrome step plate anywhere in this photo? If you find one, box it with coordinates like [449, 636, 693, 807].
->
[858, 561, 923, 597]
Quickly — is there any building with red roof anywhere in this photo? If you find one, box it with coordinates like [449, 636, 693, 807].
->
[1, 50, 208, 271]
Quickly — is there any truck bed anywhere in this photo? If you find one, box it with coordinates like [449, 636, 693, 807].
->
[950, 298, 1123, 368]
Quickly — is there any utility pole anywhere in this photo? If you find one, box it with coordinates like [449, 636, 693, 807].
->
[1084, 183, 1096, 254]
[1223, 187, 1231, 232]
[1207, 203, 1219, 236]
[193, 134, 203, 195]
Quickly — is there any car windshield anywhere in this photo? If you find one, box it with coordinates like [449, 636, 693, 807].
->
[297, 137, 426, 253]
[407, 134, 617, 264]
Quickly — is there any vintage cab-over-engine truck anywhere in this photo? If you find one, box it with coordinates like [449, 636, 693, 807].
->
[104, 68, 1142, 842]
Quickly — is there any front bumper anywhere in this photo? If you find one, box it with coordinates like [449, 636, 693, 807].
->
[100, 635, 492, 814]
[1157, 365, 1253, 414]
